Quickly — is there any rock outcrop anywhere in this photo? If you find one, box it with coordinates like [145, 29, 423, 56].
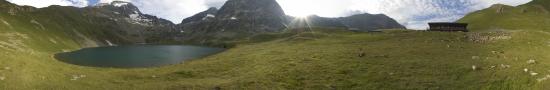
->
[90, 1, 177, 43]
[178, 0, 289, 43]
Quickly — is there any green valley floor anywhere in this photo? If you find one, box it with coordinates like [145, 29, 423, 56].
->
[1, 28, 550, 89]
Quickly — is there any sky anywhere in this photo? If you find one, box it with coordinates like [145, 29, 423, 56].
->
[6, 0, 532, 29]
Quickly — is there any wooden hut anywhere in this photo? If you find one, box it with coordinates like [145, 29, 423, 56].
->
[428, 22, 468, 32]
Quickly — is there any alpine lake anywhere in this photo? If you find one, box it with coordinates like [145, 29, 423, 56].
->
[54, 45, 226, 68]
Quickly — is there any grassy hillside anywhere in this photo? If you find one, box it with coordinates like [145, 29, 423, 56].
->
[458, 0, 550, 31]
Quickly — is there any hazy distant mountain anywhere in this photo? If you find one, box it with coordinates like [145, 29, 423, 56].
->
[287, 14, 405, 31]
[287, 15, 347, 29]
[339, 14, 405, 31]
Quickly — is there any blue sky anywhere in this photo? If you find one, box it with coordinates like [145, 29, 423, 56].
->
[88, 0, 98, 5]
[6, 0, 533, 29]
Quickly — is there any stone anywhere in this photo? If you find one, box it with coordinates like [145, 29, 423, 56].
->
[527, 59, 537, 64]
[471, 56, 480, 60]
[358, 52, 365, 57]
[537, 78, 546, 82]
[531, 71, 539, 76]
[500, 64, 510, 68]
[490, 66, 496, 69]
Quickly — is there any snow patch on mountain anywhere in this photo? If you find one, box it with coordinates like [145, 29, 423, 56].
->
[206, 14, 215, 17]
[127, 14, 153, 26]
[112, 2, 129, 7]
[202, 14, 216, 20]
[129, 14, 139, 19]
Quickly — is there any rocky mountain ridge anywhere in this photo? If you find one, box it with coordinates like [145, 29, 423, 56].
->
[176, 0, 404, 45]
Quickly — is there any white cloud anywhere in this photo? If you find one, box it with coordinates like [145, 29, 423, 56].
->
[98, 0, 130, 3]
[7, 0, 88, 8]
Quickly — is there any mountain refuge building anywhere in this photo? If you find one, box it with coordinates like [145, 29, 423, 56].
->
[428, 22, 469, 32]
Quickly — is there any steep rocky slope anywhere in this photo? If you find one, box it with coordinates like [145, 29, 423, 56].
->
[178, 0, 288, 45]
[90, 1, 178, 43]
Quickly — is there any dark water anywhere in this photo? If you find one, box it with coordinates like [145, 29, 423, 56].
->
[55, 45, 225, 68]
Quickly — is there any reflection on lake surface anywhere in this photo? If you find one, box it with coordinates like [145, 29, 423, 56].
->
[55, 45, 225, 68]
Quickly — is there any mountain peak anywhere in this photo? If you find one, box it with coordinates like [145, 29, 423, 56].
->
[217, 0, 286, 19]
[178, 0, 289, 43]
[94, 1, 141, 14]
[214, 0, 287, 32]
[180, 7, 218, 24]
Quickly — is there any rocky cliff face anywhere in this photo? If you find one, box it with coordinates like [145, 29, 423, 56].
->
[180, 7, 218, 24]
[90, 1, 177, 43]
[214, 0, 287, 32]
[178, 0, 289, 44]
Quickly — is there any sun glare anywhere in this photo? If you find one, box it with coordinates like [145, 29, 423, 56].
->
[277, 0, 348, 18]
